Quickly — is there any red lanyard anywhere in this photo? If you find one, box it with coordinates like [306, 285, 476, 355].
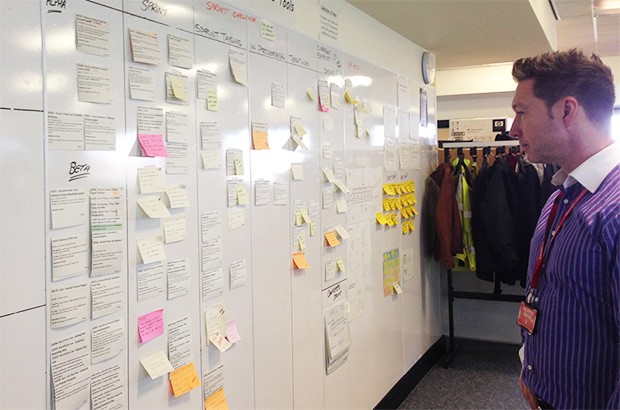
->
[529, 187, 588, 291]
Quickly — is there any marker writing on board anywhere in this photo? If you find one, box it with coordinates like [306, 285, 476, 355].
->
[141, 0, 167, 16]
[69, 161, 90, 182]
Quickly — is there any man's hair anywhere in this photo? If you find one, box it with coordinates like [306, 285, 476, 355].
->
[512, 49, 615, 125]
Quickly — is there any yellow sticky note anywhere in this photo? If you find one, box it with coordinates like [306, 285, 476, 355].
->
[298, 234, 306, 251]
[300, 208, 311, 224]
[324, 230, 341, 247]
[383, 199, 390, 212]
[310, 220, 317, 236]
[294, 121, 307, 137]
[171, 76, 187, 101]
[395, 200, 403, 210]
[234, 158, 243, 175]
[409, 220, 415, 230]
[393, 282, 403, 294]
[236, 184, 248, 205]
[252, 130, 269, 150]
[391, 213, 399, 225]
[402, 223, 409, 234]
[295, 209, 303, 226]
[306, 87, 316, 101]
[170, 362, 200, 398]
[207, 89, 219, 111]
[395, 185, 403, 195]
[205, 387, 229, 410]
[344, 90, 358, 105]
[376, 212, 387, 225]
[336, 258, 346, 272]
[386, 216, 395, 227]
[292, 252, 310, 269]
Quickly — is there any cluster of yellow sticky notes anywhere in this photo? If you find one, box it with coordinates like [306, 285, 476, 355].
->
[205, 387, 229, 410]
[402, 219, 415, 234]
[400, 206, 417, 219]
[292, 252, 310, 269]
[401, 193, 416, 207]
[324, 230, 341, 247]
[377, 212, 399, 227]
[383, 198, 404, 211]
[170, 362, 200, 398]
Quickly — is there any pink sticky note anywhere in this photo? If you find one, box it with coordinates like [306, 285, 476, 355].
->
[138, 309, 164, 343]
[225, 319, 241, 344]
[138, 134, 168, 157]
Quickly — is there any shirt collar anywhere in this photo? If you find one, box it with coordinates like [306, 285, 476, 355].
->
[551, 142, 620, 193]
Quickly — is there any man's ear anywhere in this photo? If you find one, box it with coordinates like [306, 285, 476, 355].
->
[562, 97, 579, 125]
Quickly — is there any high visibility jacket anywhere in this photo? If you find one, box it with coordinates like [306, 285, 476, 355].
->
[453, 159, 476, 271]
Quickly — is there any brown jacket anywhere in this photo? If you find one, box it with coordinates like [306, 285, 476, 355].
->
[430, 162, 463, 269]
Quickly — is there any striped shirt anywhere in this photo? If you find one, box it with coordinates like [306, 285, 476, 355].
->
[521, 142, 620, 409]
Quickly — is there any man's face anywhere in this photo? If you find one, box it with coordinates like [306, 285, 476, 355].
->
[510, 79, 566, 164]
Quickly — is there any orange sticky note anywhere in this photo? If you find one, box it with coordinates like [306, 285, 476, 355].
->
[292, 252, 310, 269]
[252, 130, 269, 150]
[205, 387, 229, 410]
[170, 362, 200, 398]
[324, 230, 341, 247]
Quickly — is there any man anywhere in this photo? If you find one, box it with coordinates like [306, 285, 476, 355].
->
[510, 49, 619, 409]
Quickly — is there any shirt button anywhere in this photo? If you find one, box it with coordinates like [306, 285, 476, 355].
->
[563, 199, 569, 204]
[527, 364, 533, 371]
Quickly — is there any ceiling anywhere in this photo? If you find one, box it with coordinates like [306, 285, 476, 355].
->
[347, 0, 620, 69]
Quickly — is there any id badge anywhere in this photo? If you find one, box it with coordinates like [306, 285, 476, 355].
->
[517, 301, 538, 334]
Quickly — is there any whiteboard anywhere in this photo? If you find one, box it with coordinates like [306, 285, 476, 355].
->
[0, 1, 442, 409]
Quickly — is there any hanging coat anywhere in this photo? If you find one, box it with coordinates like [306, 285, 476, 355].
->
[473, 157, 521, 285]
[429, 162, 463, 269]
[452, 158, 476, 271]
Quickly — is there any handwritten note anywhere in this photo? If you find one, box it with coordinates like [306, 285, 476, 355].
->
[204, 387, 229, 410]
[139, 350, 174, 379]
[324, 230, 341, 247]
[138, 134, 168, 157]
[138, 309, 164, 343]
[170, 362, 200, 397]
[292, 252, 310, 269]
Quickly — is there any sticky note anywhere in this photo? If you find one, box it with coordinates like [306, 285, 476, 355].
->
[225, 320, 242, 344]
[293, 120, 307, 137]
[376, 212, 387, 225]
[336, 198, 348, 213]
[300, 208, 311, 224]
[393, 282, 403, 294]
[138, 134, 168, 157]
[292, 252, 310, 269]
[324, 230, 341, 247]
[204, 388, 229, 410]
[206, 89, 219, 111]
[138, 309, 164, 343]
[171, 76, 187, 101]
[236, 183, 248, 205]
[170, 362, 200, 397]
[209, 332, 232, 352]
[336, 258, 346, 272]
[291, 163, 304, 181]
[306, 87, 316, 101]
[309, 220, 317, 236]
[298, 234, 306, 251]
[334, 224, 349, 240]
[140, 350, 174, 379]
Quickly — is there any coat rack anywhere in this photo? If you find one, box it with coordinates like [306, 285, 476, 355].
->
[437, 139, 524, 367]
